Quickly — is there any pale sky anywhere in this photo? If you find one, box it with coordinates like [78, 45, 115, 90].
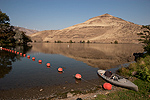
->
[0, 0, 150, 31]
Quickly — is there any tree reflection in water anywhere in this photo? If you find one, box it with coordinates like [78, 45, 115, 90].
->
[0, 45, 32, 78]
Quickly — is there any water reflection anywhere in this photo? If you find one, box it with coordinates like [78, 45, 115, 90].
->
[0, 44, 143, 89]
[0, 45, 32, 78]
[31, 43, 143, 69]
[0, 43, 143, 99]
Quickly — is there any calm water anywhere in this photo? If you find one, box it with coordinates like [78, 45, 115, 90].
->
[0, 43, 143, 90]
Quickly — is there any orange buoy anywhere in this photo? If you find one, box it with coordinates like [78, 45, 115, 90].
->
[32, 57, 35, 61]
[23, 54, 26, 57]
[20, 53, 22, 56]
[27, 55, 30, 58]
[46, 63, 51, 67]
[75, 74, 82, 79]
[10, 50, 11, 52]
[14, 51, 17, 53]
[17, 52, 19, 54]
[58, 68, 63, 72]
[38, 60, 42, 63]
[103, 83, 112, 90]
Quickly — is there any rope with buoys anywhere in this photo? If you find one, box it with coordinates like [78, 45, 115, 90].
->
[81, 78, 100, 87]
[73, 73, 101, 87]
[2, 48, 61, 72]
[1, 47, 112, 90]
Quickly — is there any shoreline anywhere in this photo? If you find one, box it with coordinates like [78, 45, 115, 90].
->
[0, 78, 104, 99]
[0, 79, 124, 100]
[0, 61, 133, 100]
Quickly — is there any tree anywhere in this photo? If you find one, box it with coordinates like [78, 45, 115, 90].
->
[137, 25, 150, 54]
[69, 40, 73, 43]
[22, 32, 32, 44]
[87, 40, 90, 43]
[114, 40, 118, 44]
[0, 10, 15, 43]
[14, 29, 32, 44]
[0, 10, 32, 45]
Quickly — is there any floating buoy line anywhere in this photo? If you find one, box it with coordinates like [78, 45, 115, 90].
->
[1, 47, 107, 88]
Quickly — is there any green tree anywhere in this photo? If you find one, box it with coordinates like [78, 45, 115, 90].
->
[87, 40, 90, 43]
[14, 29, 32, 44]
[0, 10, 32, 45]
[22, 32, 32, 44]
[137, 25, 150, 54]
[69, 40, 73, 43]
[0, 10, 15, 44]
[114, 40, 118, 44]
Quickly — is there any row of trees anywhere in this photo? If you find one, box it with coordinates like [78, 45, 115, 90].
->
[54, 40, 91, 43]
[0, 10, 31, 45]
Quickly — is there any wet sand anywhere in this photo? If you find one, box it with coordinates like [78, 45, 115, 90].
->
[0, 78, 105, 99]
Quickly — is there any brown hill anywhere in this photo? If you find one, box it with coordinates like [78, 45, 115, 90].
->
[14, 26, 39, 36]
[30, 14, 143, 43]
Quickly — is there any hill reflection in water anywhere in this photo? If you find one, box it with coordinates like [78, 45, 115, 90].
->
[31, 43, 143, 69]
[0, 43, 144, 99]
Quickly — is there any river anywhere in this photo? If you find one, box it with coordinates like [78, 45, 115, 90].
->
[0, 43, 143, 99]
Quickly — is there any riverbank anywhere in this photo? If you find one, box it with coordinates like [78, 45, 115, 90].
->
[89, 56, 150, 100]
[94, 78, 150, 100]
[0, 66, 146, 100]
[0, 61, 144, 100]
[0, 73, 130, 100]
[53, 56, 150, 100]
[0, 78, 104, 99]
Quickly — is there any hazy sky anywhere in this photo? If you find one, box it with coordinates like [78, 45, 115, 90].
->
[0, 0, 150, 31]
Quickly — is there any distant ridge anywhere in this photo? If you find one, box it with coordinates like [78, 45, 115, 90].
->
[14, 26, 39, 36]
[30, 14, 144, 43]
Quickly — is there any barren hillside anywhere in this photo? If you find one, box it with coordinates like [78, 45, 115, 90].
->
[30, 14, 143, 43]
[14, 26, 39, 36]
